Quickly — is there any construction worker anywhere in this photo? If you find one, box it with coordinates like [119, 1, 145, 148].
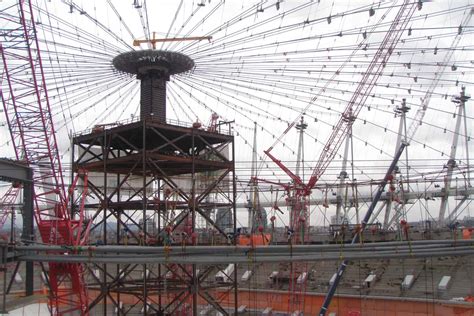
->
[286, 227, 294, 243]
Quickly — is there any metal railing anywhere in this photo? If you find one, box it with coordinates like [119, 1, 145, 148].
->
[73, 116, 233, 137]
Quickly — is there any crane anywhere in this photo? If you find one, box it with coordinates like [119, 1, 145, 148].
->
[286, 117, 309, 314]
[133, 31, 212, 49]
[207, 112, 220, 132]
[1, 1, 91, 314]
[263, 1, 418, 314]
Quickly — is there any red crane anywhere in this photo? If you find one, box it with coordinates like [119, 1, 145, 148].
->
[263, 1, 418, 313]
[207, 112, 220, 132]
[1, 1, 90, 314]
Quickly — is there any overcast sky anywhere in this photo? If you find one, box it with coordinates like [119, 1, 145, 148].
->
[1, 0, 473, 226]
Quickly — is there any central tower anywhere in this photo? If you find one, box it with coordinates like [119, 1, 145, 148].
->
[113, 50, 194, 121]
[73, 50, 237, 315]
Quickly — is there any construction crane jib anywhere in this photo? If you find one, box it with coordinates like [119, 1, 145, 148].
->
[265, 0, 419, 198]
[318, 2, 421, 315]
[133, 31, 212, 49]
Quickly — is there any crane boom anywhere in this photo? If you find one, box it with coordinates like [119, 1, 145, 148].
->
[307, 0, 417, 191]
[258, 1, 418, 314]
[1, 3, 68, 222]
[319, 7, 473, 312]
[264, 150, 303, 188]
[1, 1, 89, 314]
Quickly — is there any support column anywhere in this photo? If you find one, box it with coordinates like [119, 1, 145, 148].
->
[336, 112, 354, 225]
[23, 170, 34, 296]
[0, 159, 34, 297]
[439, 87, 470, 224]
[384, 99, 409, 229]
[336, 136, 350, 225]
[248, 122, 258, 230]
[232, 130, 239, 316]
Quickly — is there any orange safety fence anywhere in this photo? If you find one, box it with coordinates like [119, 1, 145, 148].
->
[238, 233, 271, 246]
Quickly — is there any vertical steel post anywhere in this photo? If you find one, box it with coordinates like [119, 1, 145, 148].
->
[23, 167, 34, 296]
[143, 119, 148, 315]
[232, 129, 238, 316]
[191, 128, 198, 316]
[1, 246, 6, 314]
[102, 129, 108, 315]
[439, 87, 470, 224]
[385, 99, 410, 228]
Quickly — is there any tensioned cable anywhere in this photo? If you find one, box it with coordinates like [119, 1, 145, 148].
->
[187, 4, 470, 59]
[106, 0, 136, 42]
[36, 1, 133, 51]
[2, 0, 472, 228]
[160, 0, 184, 51]
[173, 76, 385, 183]
[177, 73, 454, 180]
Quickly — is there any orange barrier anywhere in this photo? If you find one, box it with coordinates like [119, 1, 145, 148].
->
[238, 233, 271, 246]
[232, 290, 474, 316]
[462, 228, 473, 240]
[30, 285, 474, 315]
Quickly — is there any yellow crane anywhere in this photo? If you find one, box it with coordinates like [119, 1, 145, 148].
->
[133, 32, 212, 49]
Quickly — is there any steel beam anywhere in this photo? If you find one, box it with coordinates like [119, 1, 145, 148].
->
[16, 245, 474, 265]
[0, 159, 34, 297]
[237, 187, 474, 209]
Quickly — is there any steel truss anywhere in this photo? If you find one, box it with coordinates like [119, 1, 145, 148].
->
[73, 118, 238, 315]
[0, 1, 89, 314]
